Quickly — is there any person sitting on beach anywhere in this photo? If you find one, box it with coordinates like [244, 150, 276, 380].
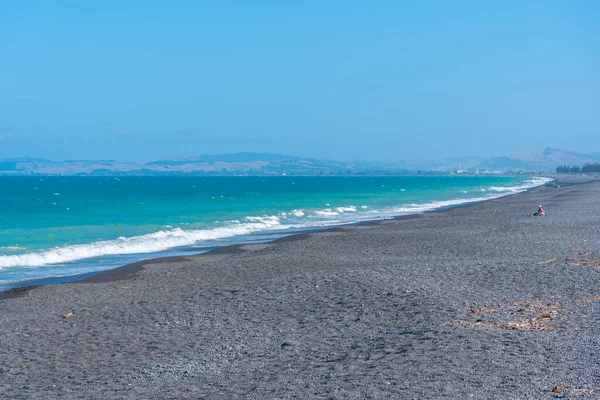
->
[533, 205, 545, 216]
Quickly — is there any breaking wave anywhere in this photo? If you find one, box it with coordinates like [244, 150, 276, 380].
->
[0, 177, 551, 270]
[488, 177, 550, 193]
[0, 217, 282, 269]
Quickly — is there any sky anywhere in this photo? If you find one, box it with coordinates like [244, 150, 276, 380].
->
[0, 1, 599, 162]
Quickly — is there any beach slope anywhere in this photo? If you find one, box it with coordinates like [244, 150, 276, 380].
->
[2, 178, 600, 399]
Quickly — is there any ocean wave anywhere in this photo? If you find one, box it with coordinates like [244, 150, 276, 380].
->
[488, 177, 551, 193]
[314, 209, 339, 216]
[0, 217, 282, 269]
[0, 177, 551, 270]
[488, 186, 519, 192]
[0, 246, 24, 252]
[390, 196, 491, 214]
[388, 177, 551, 215]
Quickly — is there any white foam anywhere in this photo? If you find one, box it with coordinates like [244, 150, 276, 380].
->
[244, 216, 280, 224]
[315, 209, 339, 217]
[335, 206, 357, 213]
[488, 177, 551, 193]
[1, 177, 551, 270]
[0, 246, 23, 252]
[0, 217, 282, 269]
[488, 186, 518, 192]
[389, 177, 551, 216]
[391, 196, 491, 214]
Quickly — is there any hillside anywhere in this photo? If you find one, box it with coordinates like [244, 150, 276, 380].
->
[1, 148, 598, 175]
[475, 148, 600, 172]
[0, 153, 393, 176]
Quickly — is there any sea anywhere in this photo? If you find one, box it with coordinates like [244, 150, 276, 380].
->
[0, 175, 550, 290]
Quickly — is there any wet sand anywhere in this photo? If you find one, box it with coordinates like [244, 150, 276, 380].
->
[2, 177, 600, 399]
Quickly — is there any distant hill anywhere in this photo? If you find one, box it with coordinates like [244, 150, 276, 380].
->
[0, 152, 388, 176]
[147, 152, 301, 165]
[0, 148, 598, 175]
[374, 156, 487, 173]
[475, 147, 600, 172]
[350, 147, 600, 173]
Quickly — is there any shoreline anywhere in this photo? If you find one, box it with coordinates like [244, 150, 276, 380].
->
[0, 177, 556, 294]
[2, 175, 600, 398]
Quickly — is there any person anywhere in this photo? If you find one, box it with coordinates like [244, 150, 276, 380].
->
[533, 205, 545, 216]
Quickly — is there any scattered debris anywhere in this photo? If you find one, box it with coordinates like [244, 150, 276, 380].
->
[446, 301, 560, 331]
[551, 386, 595, 394]
[498, 311, 558, 331]
[471, 305, 499, 314]
[566, 259, 600, 267]
[565, 251, 600, 268]
[63, 312, 73, 319]
[536, 259, 556, 265]
[575, 296, 600, 303]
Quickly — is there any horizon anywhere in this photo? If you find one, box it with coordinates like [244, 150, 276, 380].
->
[2, 146, 600, 177]
[1, 2, 598, 161]
[1, 146, 599, 164]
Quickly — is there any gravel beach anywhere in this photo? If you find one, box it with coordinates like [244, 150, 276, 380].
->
[2, 177, 600, 399]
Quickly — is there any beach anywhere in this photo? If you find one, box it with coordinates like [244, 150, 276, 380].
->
[1, 176, 600, 399]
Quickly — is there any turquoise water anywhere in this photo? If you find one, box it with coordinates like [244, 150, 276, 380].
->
[0, 175, 548, 288]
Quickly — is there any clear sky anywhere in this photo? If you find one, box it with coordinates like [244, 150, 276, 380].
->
[1, 1, 598, 161]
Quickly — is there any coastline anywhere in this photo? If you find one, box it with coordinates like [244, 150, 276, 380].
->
[89, 182, 550, 282]
[0, 176, 555, 293]
[2, 175, 600, 398]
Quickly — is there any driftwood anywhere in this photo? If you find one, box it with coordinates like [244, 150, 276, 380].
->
[536, 259, 556, 265]
[565, 251, 600, 267]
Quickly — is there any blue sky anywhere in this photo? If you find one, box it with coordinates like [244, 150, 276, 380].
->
[0, 1, 598, 161]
